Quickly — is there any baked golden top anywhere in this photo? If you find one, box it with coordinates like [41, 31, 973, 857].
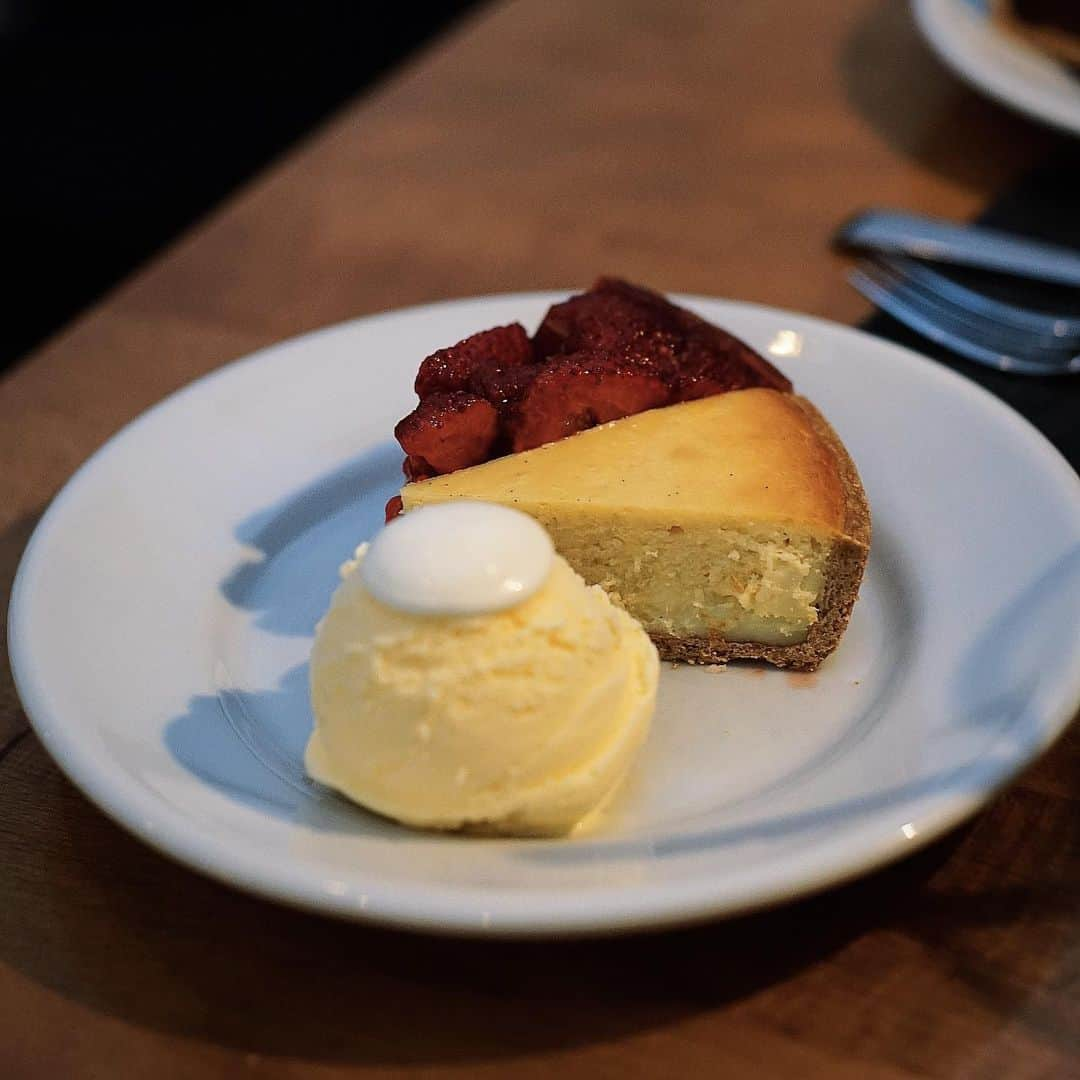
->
[403, 389, 854, 540]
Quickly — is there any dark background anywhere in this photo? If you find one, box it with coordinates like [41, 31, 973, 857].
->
[4, 2, 1077, 472]
[2, 1, 478, 370]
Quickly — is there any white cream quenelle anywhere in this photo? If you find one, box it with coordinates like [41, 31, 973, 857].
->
[359, 501, 555, 615]
[305, 502, 659, 836]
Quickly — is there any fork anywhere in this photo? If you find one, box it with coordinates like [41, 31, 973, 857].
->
[881, 256, 1080, 342]
[849, 257, 1080, 377]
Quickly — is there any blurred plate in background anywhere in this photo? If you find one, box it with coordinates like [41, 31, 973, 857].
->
[913, 0, 1080, 137]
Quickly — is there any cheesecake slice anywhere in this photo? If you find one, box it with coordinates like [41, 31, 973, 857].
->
[401, 389, 870, 671]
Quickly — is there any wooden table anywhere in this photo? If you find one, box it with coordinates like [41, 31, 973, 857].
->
[2, 2, 1076, 1076]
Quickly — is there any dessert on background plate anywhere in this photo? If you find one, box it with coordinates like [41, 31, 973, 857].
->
[391, 278, 870, 671]
[993, 0, 1080, 67]
[306, 502, 658, 837]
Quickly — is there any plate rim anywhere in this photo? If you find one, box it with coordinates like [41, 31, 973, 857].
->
[9, 291, 1080, 937]
[912, 0, 1080, 137]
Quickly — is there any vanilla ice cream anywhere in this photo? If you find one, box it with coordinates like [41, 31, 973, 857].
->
[305, 503, 658, 836]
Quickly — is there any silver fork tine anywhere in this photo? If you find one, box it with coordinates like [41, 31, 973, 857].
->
[851, 266, 1077, 376]
[849, 265, 1080, 377]
[868, 259, 1076, 357]
[858, 260, 1080, 370]
[880, 255, 1080, 340]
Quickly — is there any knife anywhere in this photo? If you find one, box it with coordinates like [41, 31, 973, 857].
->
[836, 209, 1080, 288]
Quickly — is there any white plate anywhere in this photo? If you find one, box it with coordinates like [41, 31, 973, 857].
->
[913, 0, 1080, 137]
[10, 293, 1080, 937]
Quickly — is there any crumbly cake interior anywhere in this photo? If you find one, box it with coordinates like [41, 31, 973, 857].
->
[522, 512, 830, 645]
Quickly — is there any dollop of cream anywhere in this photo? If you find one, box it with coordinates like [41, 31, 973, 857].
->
[360, 501, 554, 615]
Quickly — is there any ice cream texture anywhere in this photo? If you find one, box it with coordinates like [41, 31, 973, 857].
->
[305, 503, 658, 836]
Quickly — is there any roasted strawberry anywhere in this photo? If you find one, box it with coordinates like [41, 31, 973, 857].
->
[414, 324, 534, 398]
[469, 363, 537, 409]
[393, 278, 794, 479]
[395, 392, 499, 476]
[533, 291, 671, 359]
[402, 455, 436, 482]
[507, 353, 670, 452]
[592, 277, 792, 393]
[665, 340, 775, 401]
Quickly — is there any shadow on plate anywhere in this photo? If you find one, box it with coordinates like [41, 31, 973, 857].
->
[165, 663, 319, 818]
[165, 441, 413, 830]
[220, 440, 402, 637]
[164, 661, 437, 841]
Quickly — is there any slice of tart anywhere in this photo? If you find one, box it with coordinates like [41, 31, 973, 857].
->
[400, 389, 870, 671]
[389, 278, 870, 670]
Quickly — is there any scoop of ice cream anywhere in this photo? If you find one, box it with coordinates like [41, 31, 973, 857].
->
[305, 503, 658, 836]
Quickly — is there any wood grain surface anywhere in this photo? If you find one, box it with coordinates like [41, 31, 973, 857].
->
[2, 2, 1076, 1077]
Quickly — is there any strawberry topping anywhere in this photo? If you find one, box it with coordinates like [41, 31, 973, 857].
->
[394, 392, 499, 478]
[392, 278, 792, 479]
[507, 352, 669, 452]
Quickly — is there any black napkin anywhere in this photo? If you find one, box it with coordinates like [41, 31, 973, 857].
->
[859, 150, 1080, 471]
